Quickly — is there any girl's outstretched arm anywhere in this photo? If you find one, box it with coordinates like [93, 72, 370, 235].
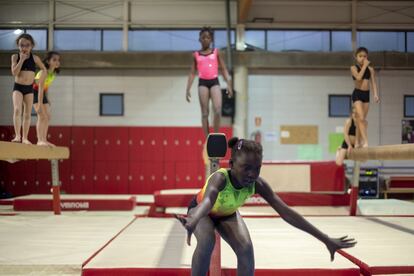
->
[255, 177, 357, 261]
[175, 172, 226, 245]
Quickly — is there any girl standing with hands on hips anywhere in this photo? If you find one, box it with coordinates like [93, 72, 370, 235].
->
[185, 26, 233, 138]
[350, 47, 380, 147]
[10, 33, 47, 144]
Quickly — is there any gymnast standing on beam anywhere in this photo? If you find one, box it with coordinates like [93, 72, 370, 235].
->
[336, 106, 360, 166]
[10, 33, 47, 144]
[33, 51, 61, 147]
[350, 47, 380, 148]
[185, 26, 233, 138]
[176, 137, 357, 276]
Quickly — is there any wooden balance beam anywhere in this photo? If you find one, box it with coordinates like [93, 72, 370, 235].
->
[346, 144, 414, 216]
[347, 144, 414, 161]
[0, 141, 70, 215]
[0, 141, 69, 160]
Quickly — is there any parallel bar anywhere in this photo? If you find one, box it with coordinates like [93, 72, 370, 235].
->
[0, 141, 69, 160]
[347, 144, 414, 161]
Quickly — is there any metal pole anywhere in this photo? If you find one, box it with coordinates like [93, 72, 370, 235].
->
[225, 0, 233, 72]
[51, 159, 61, 215]
[350, 160, 360, 216]
[122, 0, 129, 52]
[209, 157, 221, 276]
[351, 0, 357, 52]
[48, 0, 55, 51]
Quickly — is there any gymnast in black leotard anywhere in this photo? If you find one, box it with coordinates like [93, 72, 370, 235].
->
[336, 107, 360, 166]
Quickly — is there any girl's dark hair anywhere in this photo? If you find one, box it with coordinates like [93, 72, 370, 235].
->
[199, 26, 214, 39]
[43, 51, 60, 74]
[228, 137, 263, 161]
[355, 47, 368, 56]
[15, 33, 35, 47]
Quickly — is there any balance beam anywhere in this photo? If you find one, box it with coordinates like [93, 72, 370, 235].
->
[0, 141, 70, 215]
[0, 141, 69, 160]
[346, 144, 414, 216]
[347, 144, 414, 161]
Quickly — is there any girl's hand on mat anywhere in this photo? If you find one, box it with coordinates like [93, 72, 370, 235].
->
[325, 236, 357, 261]
[186, 91, 191, 102]
[174, 214, 196, 246]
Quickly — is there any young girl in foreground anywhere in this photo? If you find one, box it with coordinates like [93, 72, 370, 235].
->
[185, 26, 233, 138]
[176, 137, 356, 276]
[33, 51, 61, 146]
[11, 33, 47, 144]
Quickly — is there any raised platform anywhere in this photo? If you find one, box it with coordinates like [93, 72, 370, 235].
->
[0, 212, 134, 275]
[12, 194, 137, 211]
[81, 216, 414, 276]
[82, 217, 361, 276]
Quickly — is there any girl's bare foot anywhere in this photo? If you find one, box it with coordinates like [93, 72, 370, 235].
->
[22, 139, 32, 145]
[11, 136, 21, 143]
[362, 143, 369, 148]
[46, 141, 56, 147]
[37, 141, 49, 146]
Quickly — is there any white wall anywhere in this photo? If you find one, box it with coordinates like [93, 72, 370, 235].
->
[0, 69, 231, 127]
[247, 70, 414, 165]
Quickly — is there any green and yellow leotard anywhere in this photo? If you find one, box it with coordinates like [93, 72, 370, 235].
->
[196, 168, 255, 217]
[33, 71, 56, 93]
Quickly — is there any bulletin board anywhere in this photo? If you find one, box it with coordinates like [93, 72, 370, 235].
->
[280, 125, 318, 144]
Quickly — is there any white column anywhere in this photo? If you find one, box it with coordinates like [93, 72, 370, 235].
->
[233, 66, 248, 138]
[351, 0, 357, 52]
[236, 24, 246, 51]
[48, 0, 55, 50]
[122, 0, 130, 52]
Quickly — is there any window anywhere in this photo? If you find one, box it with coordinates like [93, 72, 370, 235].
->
[128, 30, 199, 51]
[103, 30, 123, 51]
[54, 30, 101, 51]
[100, 93, 124, 116]
[0, 29, 47, 50]
[404, 95, 414, 117]
[214, 30, 236, 49]
[245, 30, 265, 50]
[26, 29, 47, 50]
[407, 32, 414, 52]
[329, 95, 351, 117]
[0, 29, 18, 50]
[331, 31, 352, 52]
[357, 31, 405, 52]
[267, 30, 330, 52]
